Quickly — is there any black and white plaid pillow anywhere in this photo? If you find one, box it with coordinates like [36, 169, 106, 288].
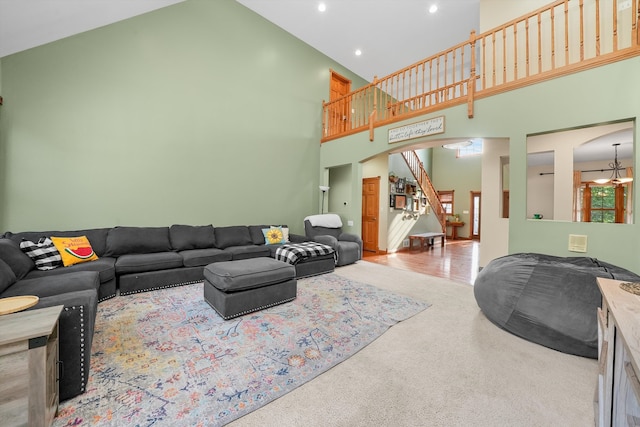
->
[20, 237, 62, 270]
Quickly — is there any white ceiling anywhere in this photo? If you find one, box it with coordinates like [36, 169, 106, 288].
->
[0, 0, 480, 82]
[235, 0, 480, 82]
[0, 0, 186, 58]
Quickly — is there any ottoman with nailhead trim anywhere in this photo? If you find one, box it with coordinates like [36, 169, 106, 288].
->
[203, 257, 296, 320]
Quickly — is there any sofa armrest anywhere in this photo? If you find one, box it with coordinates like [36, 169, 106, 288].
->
[289, 233, 310, 243]
[339, 232, 362, 244]
[339, 232, 363, 258]
[29, 289, 98, 401]
[312, 235, 339, 251]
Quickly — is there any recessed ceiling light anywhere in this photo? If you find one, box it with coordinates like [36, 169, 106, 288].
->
[429, 4, 438, 13]
[355, 49, 362, 56]
[318, 3, 326, 12]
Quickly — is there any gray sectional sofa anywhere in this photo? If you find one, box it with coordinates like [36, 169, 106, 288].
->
[0, 223, 336, 401]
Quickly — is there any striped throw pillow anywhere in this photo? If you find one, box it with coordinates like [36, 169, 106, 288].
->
[20, 237, 62, 270]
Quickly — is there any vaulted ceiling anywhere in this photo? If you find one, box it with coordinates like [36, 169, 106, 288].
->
[0, 0, 480, 82]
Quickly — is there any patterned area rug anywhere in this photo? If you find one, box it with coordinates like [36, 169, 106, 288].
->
[53, 273, 429, 426]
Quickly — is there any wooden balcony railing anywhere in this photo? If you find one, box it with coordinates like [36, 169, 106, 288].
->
[321, 0, 640, 142]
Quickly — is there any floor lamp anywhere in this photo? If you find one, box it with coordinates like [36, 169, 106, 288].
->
[319, 185, 330, 214]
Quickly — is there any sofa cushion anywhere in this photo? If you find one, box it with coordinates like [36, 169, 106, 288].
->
[0, 238, 34, 279]
[180, 248, 232, 267]
[115, 252, 183, 275]
[22, 257, 116, 284]
[214, 226, 253, 249]
[0, 258, 17, 294]
[50, 236, 99, 266]
[106, 226, 171, 256]
[20, 238, 63, 271]
[225, 245, 271, 260]
[0, 271, 100, 298]
[5, 228, 110, 257]
[169, 224, 215, 251]
[204, 257, 295, 292]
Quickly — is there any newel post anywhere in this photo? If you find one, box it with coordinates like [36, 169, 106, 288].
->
[467, 30, 476, 118]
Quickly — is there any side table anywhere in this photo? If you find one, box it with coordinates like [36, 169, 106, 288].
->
[446, 221, 465, 240]
[0, 305, 64, 427]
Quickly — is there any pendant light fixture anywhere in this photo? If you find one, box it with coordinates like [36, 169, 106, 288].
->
[593, 143, 633, 185]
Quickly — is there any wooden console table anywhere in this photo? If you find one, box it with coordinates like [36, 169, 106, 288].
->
[446, 221, 465, 240]
[596, 278, 640, 426]
[0, 305, 63, 427]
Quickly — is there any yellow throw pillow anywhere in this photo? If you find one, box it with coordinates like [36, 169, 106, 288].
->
[262, 226, 286, 245]
[50, 236, 99, 267]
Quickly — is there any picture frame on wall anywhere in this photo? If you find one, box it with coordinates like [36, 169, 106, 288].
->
[390, 194, 396, 208]
[395, 195, 406, 209]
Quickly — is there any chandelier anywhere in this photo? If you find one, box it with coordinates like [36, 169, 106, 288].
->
[593, 143, 633, 185]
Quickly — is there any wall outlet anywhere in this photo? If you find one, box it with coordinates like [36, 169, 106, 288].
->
[347, 220, 354, 226]
[403, 239, 410, 248]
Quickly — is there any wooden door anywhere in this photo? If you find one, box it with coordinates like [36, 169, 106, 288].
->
[330, 70, 351, 133]
[362, 177, 380, 253]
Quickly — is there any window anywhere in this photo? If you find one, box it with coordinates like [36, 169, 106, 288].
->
[438, 190, 454, 214]
[578, 184, 628, 223]
[457, 139, 483, 157]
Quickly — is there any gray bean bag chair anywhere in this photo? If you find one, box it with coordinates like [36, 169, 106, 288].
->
[473, 253, 640, 358]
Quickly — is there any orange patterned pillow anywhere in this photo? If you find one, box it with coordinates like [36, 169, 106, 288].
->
[50, 236, 99, 267]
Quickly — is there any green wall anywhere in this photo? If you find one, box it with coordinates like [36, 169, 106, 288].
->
[319, 57, 640, 273]
[431, 147, 482, 238]
[0, 0, 366, 234]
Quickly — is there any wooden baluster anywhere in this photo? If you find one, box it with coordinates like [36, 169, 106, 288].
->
[551, 5, 556, 69]
[429, 59, 433, 106]
[503, 29, 507, 83]
[481, 35, 487, 90]
[579, 0, 584, 61]
[613, 0, 619, 51]
[444, 53, 449, 100]
[437, 56, 441, 102]
[526, 18, 530, 77]
[468, 30, 476, 118]
[564, 0, 569, 65]
[401, 70, 406, 112]
[595, 0, 601, 56]
[492, 32, 497, 86]
[514, 23, 518, 80]
[421, 62, 425, 108]
[537, 13, 542, 73]
[635, 0, 639, 46]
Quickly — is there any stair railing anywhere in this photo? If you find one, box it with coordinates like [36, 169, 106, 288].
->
[401, 150, 447, 232]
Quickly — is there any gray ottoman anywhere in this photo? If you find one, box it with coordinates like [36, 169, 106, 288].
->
[203, 257, 296, 320]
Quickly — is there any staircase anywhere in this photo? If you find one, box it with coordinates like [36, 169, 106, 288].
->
[401, 151, 447, 232]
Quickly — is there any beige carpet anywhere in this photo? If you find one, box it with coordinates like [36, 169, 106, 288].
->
[229, 261, 597, 427]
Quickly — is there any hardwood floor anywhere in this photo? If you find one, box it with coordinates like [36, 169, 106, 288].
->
[362, 239, 480, 285]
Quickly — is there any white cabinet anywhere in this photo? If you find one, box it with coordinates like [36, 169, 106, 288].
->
[597, 278, 640, 427]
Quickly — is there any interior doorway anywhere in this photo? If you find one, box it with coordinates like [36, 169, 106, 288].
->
[470, 191, 481, 239]
[362, 177, 380, 253]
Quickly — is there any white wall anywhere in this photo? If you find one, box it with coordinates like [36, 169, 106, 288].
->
[480, 138, 510, 268]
